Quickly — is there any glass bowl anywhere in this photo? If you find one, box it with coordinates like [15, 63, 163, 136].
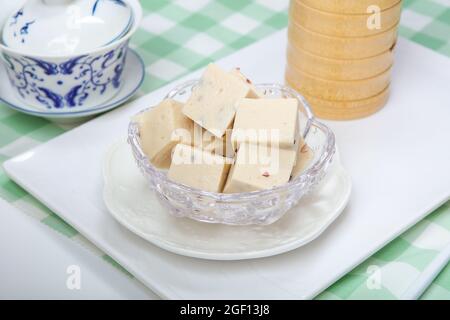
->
[128, 81, 336, 225]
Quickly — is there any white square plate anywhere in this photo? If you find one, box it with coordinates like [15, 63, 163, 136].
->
[4, 30, 450, 299]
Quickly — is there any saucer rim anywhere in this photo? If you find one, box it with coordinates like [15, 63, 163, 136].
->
[0, 49, 145, 118]
[103, 141, 352, 261]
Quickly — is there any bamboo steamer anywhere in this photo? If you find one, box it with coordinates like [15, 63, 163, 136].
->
[288, 20, 398, 59]
[289, 0, 402, 37]
[302, 86, 390, 120]
[286, 44, 395, 80]
[286, 66, 391, 101]
[286, 0, 400, 120]
[298, 0, 401, 14]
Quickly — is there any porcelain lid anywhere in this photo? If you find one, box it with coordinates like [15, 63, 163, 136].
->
[2, 0, 133, 56]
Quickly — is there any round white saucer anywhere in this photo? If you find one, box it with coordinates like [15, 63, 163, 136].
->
[0, 49, 145, 124]
[103, 141, 352, 261]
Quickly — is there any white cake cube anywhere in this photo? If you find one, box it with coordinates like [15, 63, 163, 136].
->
[231, 98, 299, 150]
[168, 144, 232, 193]
[229, 68, 264, 98]
[136, 99, 193, 169]
[182, 64, 251, 138]
[223, 142, 297, 193]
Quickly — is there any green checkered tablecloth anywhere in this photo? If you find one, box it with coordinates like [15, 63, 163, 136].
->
[1, 0, 449, 299]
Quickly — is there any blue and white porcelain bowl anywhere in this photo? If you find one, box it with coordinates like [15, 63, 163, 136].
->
[0, 0, 142, 111]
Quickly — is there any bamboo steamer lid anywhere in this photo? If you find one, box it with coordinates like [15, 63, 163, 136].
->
[286, 66, 391, 101]
[289, 0, 401, 37]
[286, 44, 395, 80]
[300, 86, 390, 120]
[288, 21, 398, 59]
[297, 0, 401, 14]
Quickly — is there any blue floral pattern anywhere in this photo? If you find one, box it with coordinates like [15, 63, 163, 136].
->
[8, 8, 34, 44]
[92, 0, 127, 15]
[2, 43, 128, 109]
[9, 9, 24, 26]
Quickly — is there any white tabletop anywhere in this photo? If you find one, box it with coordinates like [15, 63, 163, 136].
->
[0, 199, 158, 299]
